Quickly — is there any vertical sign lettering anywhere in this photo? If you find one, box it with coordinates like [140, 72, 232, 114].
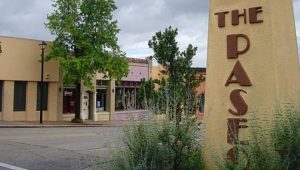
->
[214, 6, 264, 162]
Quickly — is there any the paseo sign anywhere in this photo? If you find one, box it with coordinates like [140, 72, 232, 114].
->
[214, 6, 264, 162]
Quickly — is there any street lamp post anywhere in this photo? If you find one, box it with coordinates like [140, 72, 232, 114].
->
[39, 41, 47, 124]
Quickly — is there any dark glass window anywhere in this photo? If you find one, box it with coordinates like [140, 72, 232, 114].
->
[63, 88, 76, 114]
[0, 81, 3, 112]
[96, 89, 107, 112]
[36, 82, 48, 111]
[199, 93, 205, 113]
[115, 88, 124, 110]
[115, 81, 142, 111]
[14, 81, 27, 111]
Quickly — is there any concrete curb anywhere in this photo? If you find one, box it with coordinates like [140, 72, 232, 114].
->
[0, 120, 138, 128]
[0, 124, 120, 128]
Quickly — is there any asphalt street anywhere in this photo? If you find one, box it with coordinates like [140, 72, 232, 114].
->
[0, 127, 124, 170]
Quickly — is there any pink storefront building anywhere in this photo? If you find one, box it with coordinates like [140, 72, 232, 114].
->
[62, 57, 153, 121]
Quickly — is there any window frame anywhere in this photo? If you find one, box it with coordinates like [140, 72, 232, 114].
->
[115, 81, 141, 111]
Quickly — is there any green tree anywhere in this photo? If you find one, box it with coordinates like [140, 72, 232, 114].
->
[137, 78, 159, 111]
[46, 0, 128, 122]
[144, 27, 201, 170]
[112, 28, 204, 170]
[148, 26, 199, 123]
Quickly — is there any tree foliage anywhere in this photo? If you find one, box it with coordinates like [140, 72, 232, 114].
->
[46, 0, 128, 120]
[148, 27, 198, 85]
[112, 27, 204, 170]
[141, 27, 200, 122]
[46, 0, 128, 87]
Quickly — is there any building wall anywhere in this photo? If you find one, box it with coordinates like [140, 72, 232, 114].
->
[0, 36, 153, 122]
[0, 36, 60, 121]
[297, 37, 300, 63]
[152, 65, 168, 80]
[0, 36, 59, 82]
[122, 64, 149, 81]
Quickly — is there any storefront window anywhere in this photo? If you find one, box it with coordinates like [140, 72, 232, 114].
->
[96, 80, 108, 112]
[115, 81, 142, 111]
[115, 88, 124, 110]
[97, 80, 108, 87]
[96, 89, 106, 112]
[63, 88, 76, 114]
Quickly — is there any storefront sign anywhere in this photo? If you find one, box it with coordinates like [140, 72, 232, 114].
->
[205, 1, 300, 168]
[64, 91, 73, 96]
[215, 6, 264, 161]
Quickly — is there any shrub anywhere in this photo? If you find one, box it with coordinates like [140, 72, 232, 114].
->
[272, 108, 300, 170]
[110, 122, 164, 170]
[219, 108, 300, 170]
[110, 118, 204, 170]
[109, 27, 204, 170]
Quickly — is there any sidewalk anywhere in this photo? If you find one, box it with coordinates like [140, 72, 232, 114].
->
[0, 120, 130, 128]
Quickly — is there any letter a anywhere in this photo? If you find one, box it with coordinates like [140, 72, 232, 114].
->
[225, 61, 252, 86]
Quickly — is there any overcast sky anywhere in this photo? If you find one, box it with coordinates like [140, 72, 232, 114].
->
[0, 0, 299, 67]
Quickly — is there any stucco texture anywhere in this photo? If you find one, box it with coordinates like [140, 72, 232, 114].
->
[203, 0, 300, 169]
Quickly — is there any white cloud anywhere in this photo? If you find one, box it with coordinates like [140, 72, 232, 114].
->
[0, 0, 298, 68]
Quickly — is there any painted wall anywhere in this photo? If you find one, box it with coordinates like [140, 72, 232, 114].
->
[194, 82, 205, 95]
[0, 36, 59, 82]
[96, 62, 150, 81]
[0, 36, 60, 121]
[122, 63, 149, 81]
[95, 61, 151, 121]
[152, 65, 168, 80]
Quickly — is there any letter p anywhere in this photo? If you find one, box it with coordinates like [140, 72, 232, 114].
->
[227, 34, 250, 59]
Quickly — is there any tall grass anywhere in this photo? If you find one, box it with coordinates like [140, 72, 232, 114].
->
[109, 118, 204, 170]
[219, 108, 300, 170]
[107, 73, 204, 170]
[272, 108, 300, 169]
[110, 121, 163, 170]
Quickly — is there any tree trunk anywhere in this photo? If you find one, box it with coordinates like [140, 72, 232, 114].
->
[72, 82, 83, 123]
[173, 155, 180, 170]
[173, 125, 181, 170]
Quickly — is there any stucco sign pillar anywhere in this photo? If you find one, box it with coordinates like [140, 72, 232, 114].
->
[204, 0, 300, 168]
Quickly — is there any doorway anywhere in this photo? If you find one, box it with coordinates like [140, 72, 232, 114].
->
[81, 91, 89, 120]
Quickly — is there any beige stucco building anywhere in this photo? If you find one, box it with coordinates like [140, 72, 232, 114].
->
[0, 36, 61, 121]
[0, 36, 152, 122]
